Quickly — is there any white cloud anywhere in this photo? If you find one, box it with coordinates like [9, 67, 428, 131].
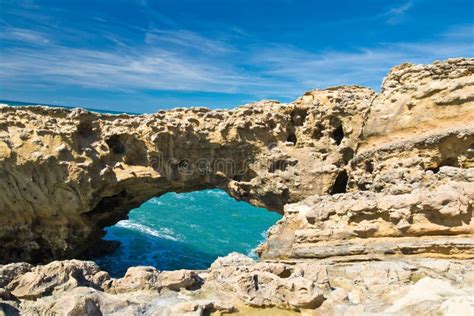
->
[0, 23, 472, 101]
[249, 25, 474, 92]
[441, 25, 474, 39]
[144, 29, 234, 54]
[0, 27, 50, 45]
[0, 41, 284, 95]
[384, 1, 413, 25]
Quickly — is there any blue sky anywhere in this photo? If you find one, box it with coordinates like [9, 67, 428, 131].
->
[0, 0, 473, 113]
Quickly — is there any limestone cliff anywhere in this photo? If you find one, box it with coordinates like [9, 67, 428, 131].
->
[260, 58, 474, 261]
[0, 84, 374, 262]
[0, 58, 473, 315]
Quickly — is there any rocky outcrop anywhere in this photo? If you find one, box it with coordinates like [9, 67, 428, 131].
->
[1, 254, 473, 315]
[260, 167, 474, 260]
[0, 85, 374, 263]
[0, 58, 473, 314]
[259, 58, 474, 262]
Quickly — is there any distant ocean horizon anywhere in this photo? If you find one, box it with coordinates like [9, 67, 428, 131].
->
[2, 100, 281, 277]
[0, 99, 140, 115]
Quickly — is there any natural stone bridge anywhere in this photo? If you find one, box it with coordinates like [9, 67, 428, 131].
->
[0, 58, 473, 315]
[0, 58, 473, 265]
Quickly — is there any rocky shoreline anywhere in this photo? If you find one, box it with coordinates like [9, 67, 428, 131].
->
[2, 254, 473, 315]
[0, 58, 473, 315]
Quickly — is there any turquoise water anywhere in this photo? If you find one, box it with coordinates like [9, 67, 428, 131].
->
[0, 99, 138, 115]
[94, 190, 281, 277]
[3, 100, 280, 277]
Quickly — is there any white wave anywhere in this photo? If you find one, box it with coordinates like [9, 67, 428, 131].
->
[115, 220, 181, 241]
[205, 190, 227, 197]
[246, 229, 270, 259]
[246, 248, 258, 259]
[173, 193, 194, 200]
[148, 198, 163, 206]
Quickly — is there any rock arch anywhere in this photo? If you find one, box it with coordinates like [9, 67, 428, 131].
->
[0, 58, 473, 265]
[0, 87, 374, 263]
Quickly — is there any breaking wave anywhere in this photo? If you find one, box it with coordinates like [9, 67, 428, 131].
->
[115, 220, 181, 241]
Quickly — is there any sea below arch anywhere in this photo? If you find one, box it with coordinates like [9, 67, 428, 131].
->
[93, 189, 282, 277]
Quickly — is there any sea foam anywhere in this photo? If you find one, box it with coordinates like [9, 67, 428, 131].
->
[115, 220, 181, 241]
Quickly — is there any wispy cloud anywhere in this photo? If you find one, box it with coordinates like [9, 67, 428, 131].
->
[384, 1, 413, 25]
[0, 26, 285, 95]
[0, 9, 473, 104]
[0, 27, 50, 45]
[441, 24, 474, 39]
[250, 25, 473, 93]
[144, 29, 234, 54]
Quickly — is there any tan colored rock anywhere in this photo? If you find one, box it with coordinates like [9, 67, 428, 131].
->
[0, 58, 473, 315]
[108, 267, 201, 294]
[6, 260, 106, 300]
[110, 266, 161, 293]
[0, 84, 375, 262]
[20, 287, 146, 315]
[1, 58, 472, 263]
[1, 254, 473, 315]
[204, 253, 325, 310]
[159, 270, 202, 291]
[362, 58, 474, 150]
[0, 262, 32, 288]
[260, 167, 474, 260]
[258, 59, 474, 263]
[383, 277, 474, 315]
[165, 299, 235, 315]
[0, 141, 10, 160]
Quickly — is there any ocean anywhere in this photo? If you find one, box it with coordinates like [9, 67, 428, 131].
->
[1, 100, 281, 277]
[94, 190, 280, 277]
[0, 99, 139, 115]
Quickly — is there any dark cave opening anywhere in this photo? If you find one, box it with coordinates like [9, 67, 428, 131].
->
[330, 170, 348, 194]
[365, 160, 374, 173]
[331, 124, 344, 146]
[426, 157, 459, 174]
[290, 109, 308, 126]
[106, 135, 126, 154]
[287, 133, 297, 144]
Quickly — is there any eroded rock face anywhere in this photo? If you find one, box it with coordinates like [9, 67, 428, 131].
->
[362, 58, 474, 148]
[0, 58, 473, 315]
[2, 58, 471, 263]
[260, 167, 474, 260]
[0, 85, 374, 262]
[1, 254, 473, 315]
[259, 58, 474, 262]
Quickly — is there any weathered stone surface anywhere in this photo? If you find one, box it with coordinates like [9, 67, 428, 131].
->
[362, 58, 474, 149]
[158, 269, 202, 291]
[0, 86, 374, 263]
[1, 58, 472, 264]
[258, 58, 474, 263]
[1, 254, 472, 315]
[109, 267, 201, 293]
[164, 299, 235, 315]
[19, 287, 147, 316]
[260, 167, 474, 260]
[0, 262, 32, 288]
[6, 260, 105, 300]
[204, 253, 326, 310]
[383, 277, 474, 315]
[109, 266, 161, 293]
[0, 58, 473, 314]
